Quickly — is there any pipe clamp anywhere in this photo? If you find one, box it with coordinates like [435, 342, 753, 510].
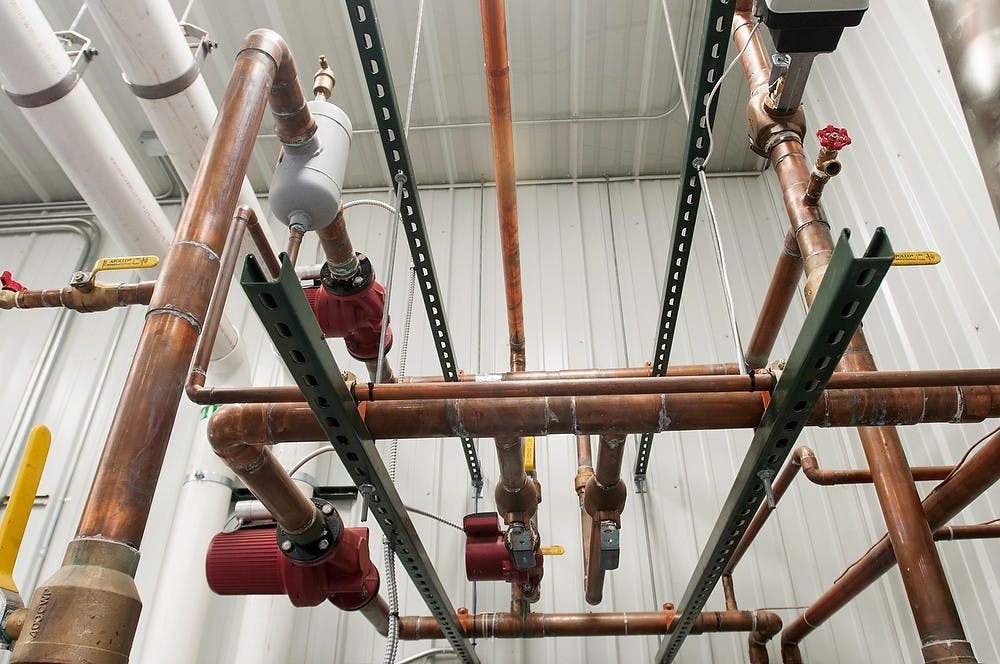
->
[183, 471, 233, 488]
[3, 31, 97, 108]
[123, 23, 216, 100]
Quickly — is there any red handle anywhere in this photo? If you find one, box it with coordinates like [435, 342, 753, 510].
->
[817, 124, 852, 150]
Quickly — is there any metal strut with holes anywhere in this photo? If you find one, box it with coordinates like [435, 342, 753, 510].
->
[242, 254, 481, 664]
[344, 0, 483, 490]
[656, 229, 895, 663]
[634, 0, 739, 487]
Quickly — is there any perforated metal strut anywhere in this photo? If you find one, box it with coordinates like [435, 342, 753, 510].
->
[242, 254, 480, 664]
[345, 0, 482, 490]
[633, 0, 738, 486]
[655, 229, 895, 663]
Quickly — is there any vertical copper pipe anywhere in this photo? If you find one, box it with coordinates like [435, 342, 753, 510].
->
[732, 10, 976, 661]
[316, 208, 360, 278]
[584, 435, 627, 605]
[575, 435, 594, 586]
[744, 230, 802, 371]
[480, 0, 526, 373]
[285, 225, 305, 266]
[782, 429, 1000, 661]
[13, 30, 314, 664]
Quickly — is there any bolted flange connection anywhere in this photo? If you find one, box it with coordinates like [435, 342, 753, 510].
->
[276, 498, 343, 565]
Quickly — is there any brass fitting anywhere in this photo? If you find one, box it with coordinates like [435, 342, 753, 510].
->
[494, 476, 541, 525]
[0, 291, 13, 310]
[583, 476, 627, 527]
[12, 539, 141, 664]
[313, 55, 336, 100]
[574, 465, 594, 500]
[746, 85, 807, 158]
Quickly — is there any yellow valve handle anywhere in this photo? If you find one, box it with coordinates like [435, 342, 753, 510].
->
[540, 546, 565, 556]
[92, 255, 159, 275]
[893, 251, 941, 266]
[0, 425, 51, 594]
[523, 436, 536, 474]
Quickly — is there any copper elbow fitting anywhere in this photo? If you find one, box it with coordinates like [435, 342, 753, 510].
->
[583, 476, 627, 525]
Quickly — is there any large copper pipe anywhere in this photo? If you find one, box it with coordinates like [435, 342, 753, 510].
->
[480, 0, 525, 373]
[12, 30, 315, 664]
[733, 9, 976, 661]
[206, 384, 1000, 444]
[744, 230, 802, 371]
[316, 208, 359, 278]
[781, 429, 1000, 662]
[726, 447, 953, 577]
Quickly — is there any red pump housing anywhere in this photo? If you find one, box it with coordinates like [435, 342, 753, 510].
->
[304, 277, 392, 361]
[464, 512, 543, 589]
[206, 525, 380, 611]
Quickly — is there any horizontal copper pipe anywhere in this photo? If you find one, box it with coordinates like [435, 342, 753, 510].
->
[726, 446, 954, 576]
[781, 428, 1000, 658]
[399, 608, 781, 641]
[935, 522, 1000, 541]
[206, 384, 1000, 445]
[0, 280, 156, 311]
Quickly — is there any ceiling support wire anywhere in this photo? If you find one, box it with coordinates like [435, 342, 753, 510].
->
[381, 3, 425, 661]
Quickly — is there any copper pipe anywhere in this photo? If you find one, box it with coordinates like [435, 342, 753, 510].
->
[246, 206, 281, 279]
[316, 208, 359, 278]
[186, 207, 251, 402]
[0, 280, 156, 311]
[359, 594, 390, 637]
[781, 429, 1000, 661]
[734, 11, 975, 660]
[364, 357, 397, 385]
[399, 608, 781, 641]
[575, 435, 594, 587]
[722, 574, 739, 611]
[744, 230, 802, 371]
[402, 362, 739, 382]
[481, 0, 526, 373]
[726, 447, 954, 576]
[206, 384, 1000, 444]
[584, 434, 627, 605]
[935, 522, 1000, 541]
[13, 30, 316, 664]
[285, 225, 305, 266]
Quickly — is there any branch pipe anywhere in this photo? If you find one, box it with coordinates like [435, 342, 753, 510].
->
[744, 230, 802, 371]
[575, 435, 594, 589]
[584, 435, 627, 605]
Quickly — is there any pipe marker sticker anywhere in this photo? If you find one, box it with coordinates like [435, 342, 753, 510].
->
[93, 255, 160, 273]
[892, 251, 941, 266]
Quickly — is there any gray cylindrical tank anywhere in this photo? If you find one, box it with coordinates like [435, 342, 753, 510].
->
[269, 99, 352, 231]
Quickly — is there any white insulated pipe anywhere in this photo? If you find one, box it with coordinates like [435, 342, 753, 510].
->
[82, 0, 277, 255]
[0, 0, 173, 256]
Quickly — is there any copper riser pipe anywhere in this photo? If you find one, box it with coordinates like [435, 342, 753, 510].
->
[584, 435, 627, 605]
[575, 435, 594, 588]
[781, 429, 1000, 662]
[10, 29, 316, 664]
[744, 230, 802, 371]
[732, 7, 977, 661]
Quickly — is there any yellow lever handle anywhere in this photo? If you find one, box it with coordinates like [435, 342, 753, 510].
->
[523, 436, 536, 474]
[0, 425, 51, 594]
[92, 255, 159, 275]
[893, 251, 941, 266]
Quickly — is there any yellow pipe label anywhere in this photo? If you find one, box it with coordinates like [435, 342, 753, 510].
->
[0, 425, 51, 594]
[523, 436, 536, 473]
[892, 251, 941, 266]
[540, 546, 565, 556]
[93, 255, 160, 274]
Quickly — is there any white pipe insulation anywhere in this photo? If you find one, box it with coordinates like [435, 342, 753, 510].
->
[0, 0, 173, 256]
[82, 0, 277, 256]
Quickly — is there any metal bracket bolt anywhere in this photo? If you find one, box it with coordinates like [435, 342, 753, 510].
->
[358, 483, 376, 522]
[758, 468, 777, 509]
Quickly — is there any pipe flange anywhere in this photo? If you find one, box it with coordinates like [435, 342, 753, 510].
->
[320, 254, 373, 296]
[276, 498, 343, 565]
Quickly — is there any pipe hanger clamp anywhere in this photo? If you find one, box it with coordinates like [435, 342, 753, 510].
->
[123, 23, 216, 100]
[3, 31, 97, 108]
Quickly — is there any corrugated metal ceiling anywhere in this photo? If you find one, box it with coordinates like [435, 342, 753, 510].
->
[0, 0, 762, 205]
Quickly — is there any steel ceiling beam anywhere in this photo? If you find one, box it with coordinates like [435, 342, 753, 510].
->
[634, 0, 738, 487]
[345, 0, 482, 489]
[242, 253, 480, 664]
[655, 229, 895, 663]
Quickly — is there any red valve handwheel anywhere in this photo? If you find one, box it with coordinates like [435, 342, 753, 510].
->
[817, 124, 852, 151]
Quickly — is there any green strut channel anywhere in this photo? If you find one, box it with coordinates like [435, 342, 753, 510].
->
[657, 229, 895, 663]
[345, 0, 483, 490]
[242, 254, 481, 664]
[634, 0, 738, 485]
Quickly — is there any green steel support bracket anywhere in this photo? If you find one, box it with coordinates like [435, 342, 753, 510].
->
[635, 0, 738, 486]
[242, 253, 480, 664]
[345, 0, 482, 491]
[656, 228, 894, 663]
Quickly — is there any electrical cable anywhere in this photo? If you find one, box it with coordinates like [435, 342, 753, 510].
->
[702, 21, 762, 170]
[341, 198, 398, 215]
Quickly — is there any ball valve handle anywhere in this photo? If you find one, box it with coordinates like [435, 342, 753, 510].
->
[69, 255, 159, 291]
